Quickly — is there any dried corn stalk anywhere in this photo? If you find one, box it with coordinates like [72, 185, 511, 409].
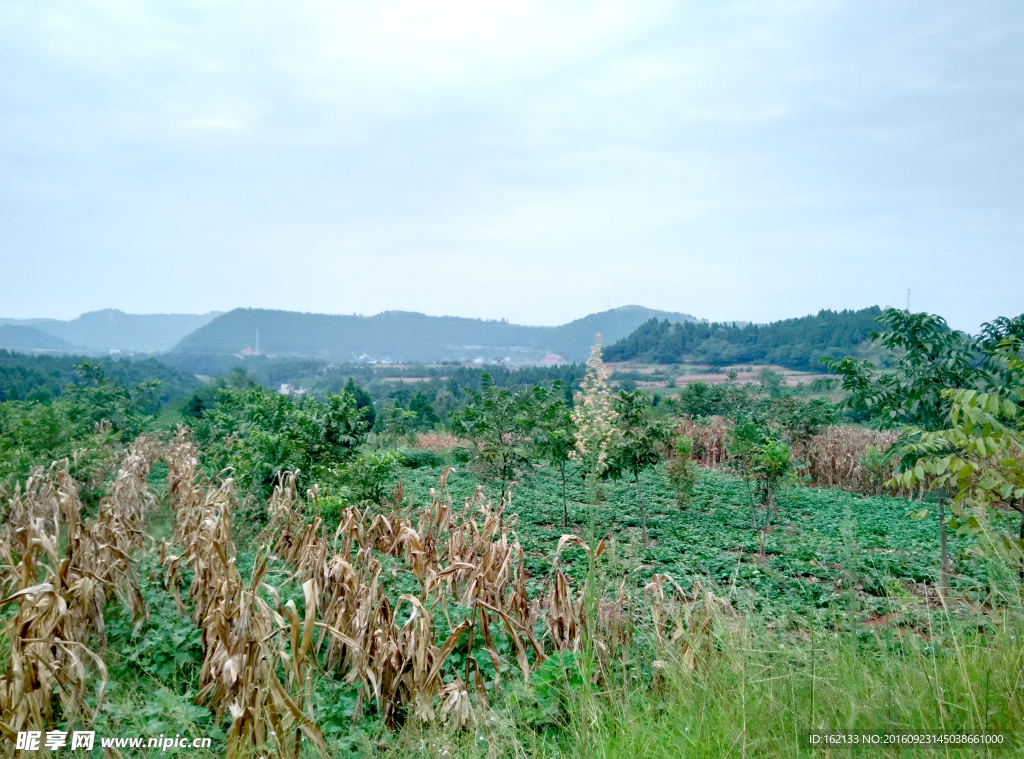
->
[644, 574, 733, 670]
[165, 434, 328, 758]
[0, 436, 160, 739]
[677, 416, 730, 468]
[798, 426, 904, 494]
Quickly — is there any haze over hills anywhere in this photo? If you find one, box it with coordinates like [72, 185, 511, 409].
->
[0, 309, 222, 352]
[0, 325, 74, 352]
[172, 305, 700, 364]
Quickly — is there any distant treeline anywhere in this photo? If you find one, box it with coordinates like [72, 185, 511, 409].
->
[312, 363, 586, 397]
[0, 350, 202, 405]
[605, 307, 885, 370]
[177, 358, 586, 431]
[164, 352, 584, 395]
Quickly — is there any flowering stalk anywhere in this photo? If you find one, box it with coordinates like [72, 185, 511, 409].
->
[570, 335, 619, 485]
[569, 335, 620, 641]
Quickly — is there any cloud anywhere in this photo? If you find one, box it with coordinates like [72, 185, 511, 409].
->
[0, 0, 1022, 331]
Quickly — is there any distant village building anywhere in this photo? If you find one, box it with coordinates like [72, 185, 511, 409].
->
[539, 353, 567, 365]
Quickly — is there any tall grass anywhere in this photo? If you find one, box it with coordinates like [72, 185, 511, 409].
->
[384, 597, 1024, 758]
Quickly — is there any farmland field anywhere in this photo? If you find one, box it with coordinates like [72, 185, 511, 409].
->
[3, 308, 1023, 758]
[75, 454, 1019, 758]
[397, 463, 972, 621]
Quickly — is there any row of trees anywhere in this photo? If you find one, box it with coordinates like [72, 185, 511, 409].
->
[0, 350, 201, 406]
[0, 362, 170, 498]
[450, 339, 685, 542]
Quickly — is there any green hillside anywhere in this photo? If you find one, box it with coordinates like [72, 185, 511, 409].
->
[605, 306, 885, 370]
[172, 305, 698, 363]
[0, 350, 202, 405]
[0, 309, 222, 352]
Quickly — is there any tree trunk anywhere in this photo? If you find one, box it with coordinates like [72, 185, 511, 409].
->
[1015, 498, 1023, 581]
[560, 461, 568, 528]
[939, 499, 949, 594]
[636, 471, 649, 547]
[759, 496, 772, 555]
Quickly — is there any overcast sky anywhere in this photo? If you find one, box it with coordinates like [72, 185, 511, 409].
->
[1, 1, 1021, 331]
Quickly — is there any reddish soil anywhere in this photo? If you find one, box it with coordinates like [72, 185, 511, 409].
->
[605, 363, 667, 374]
[675, 371, 831, 387]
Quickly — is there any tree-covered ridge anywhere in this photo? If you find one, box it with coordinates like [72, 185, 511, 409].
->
[171, 305, 698, 363]
[0, 350, 201, 405]
[605, 306, 885, 370]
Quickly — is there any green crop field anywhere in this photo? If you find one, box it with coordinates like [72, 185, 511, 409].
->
[397, 463, 972, 622]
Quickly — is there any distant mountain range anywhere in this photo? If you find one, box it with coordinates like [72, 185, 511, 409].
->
[0, 309, 222, 352]
[0, 325, 74, 351]
[173, 306, 700, 364]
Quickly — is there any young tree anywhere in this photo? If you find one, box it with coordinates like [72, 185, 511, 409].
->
[65, 361, 144, 440]
[341, 449, 402, 502]
[665, 434, 698, 508]
[609, 390, 672, 547]
[192, 386, 369, 500]
[823, 309, 1023, 431]
[409, 391, 440, 430]
[451, 373, 540, 504]
[766, 395, 839, 450]
[898, 336, 1024, 585]
[758, 366, 783, 398]
[534, 381, 577, 527]
[825, 310, 1024, 586]
[344, 376, 376, 428]
[727, 423, 796, 556]
[376, 402, 416, 447]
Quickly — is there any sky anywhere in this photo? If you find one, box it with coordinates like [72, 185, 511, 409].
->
[1, 1, 1022, 331]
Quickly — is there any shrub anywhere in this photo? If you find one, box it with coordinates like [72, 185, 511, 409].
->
[664, 435, 698, 508]
[399, 448, 443, 469]
[340, 449, 401, 501]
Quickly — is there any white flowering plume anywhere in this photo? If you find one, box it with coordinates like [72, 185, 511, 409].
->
[570, 334, 619, 478]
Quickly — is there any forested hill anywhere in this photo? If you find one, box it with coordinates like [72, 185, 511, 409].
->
[172, 305, 698, 363]
[0, 350, 202, 405]
[605, 307, 884, 370]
